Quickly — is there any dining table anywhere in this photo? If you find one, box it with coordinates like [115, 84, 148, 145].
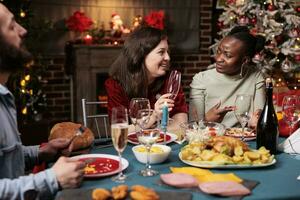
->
[56, 138, 300, 200]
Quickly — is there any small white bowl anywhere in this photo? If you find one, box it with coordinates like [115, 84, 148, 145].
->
[132, 144, 171, 164]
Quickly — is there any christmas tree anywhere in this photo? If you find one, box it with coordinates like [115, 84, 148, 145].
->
[213, 0, 300, 88]
[2, 0, 50, 122]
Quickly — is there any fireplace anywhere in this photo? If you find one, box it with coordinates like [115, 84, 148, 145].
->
[96, 72, 109, 114]
[67, 44, 122, 124]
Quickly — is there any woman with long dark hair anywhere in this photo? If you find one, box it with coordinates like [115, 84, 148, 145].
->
[105, 25, 188, 130]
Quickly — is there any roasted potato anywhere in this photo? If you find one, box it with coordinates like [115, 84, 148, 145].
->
[180, 137, 274, 166]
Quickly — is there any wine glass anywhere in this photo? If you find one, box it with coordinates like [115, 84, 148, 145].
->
[234, 94, 253, 141]
[129, 98, 150, 132]
[136, 109, 160, 176]
[166, 70, 181, 100]
[111, 106, 129, 183]
[282, 95, 300, 136]
[189, 91, 207, 129]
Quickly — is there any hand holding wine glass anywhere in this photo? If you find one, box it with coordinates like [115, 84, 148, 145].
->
[166, 70, 181, 100]
[136, 109, 160, 176]
[111, 106, 129, 183]
[282, 95, 300, 136]
[234, 94, 253, 141]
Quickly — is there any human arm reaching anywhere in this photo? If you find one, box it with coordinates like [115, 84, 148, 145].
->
[0, 156, 85, 200]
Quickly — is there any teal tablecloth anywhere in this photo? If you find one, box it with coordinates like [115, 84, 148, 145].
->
[79, 140, 300, 200]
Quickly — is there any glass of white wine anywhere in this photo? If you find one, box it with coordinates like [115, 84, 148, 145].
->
[136, 109, 160, 176]
[111, 106, 129, 183]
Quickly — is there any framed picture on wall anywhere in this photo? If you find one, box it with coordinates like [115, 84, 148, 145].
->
[216, 0, 227, 9]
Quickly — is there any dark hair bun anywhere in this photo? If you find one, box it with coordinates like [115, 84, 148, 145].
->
[255, 35, 265, 53]
[227, 26, 266, 58]
[229, 26, 250, 35]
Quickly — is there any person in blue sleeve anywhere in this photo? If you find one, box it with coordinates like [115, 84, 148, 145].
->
[0, 3, 85, 200]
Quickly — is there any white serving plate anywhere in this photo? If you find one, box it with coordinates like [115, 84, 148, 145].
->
[71, 154, 129, 177]
[178, 152, 276, 169]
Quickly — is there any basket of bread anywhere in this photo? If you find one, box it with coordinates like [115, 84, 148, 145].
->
[179, 136, 275, 168]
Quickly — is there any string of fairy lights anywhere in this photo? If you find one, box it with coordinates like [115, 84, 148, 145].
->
[1, 0, 48, 121]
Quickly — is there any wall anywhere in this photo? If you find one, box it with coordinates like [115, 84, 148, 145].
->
[173, 0, 213, 93]
[42, 56, 72, 121]
[32, 0, 201, 54]
[40, 0, 213, 122]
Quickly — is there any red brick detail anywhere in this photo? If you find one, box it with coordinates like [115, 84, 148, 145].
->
[186, 56, 199, 61]
[39, 0, 214, 122]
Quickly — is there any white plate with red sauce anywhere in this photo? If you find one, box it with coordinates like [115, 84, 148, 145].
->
[225, 128, 256, 141]
[71, 154, 129, 178]
[128, 131, 177, 145]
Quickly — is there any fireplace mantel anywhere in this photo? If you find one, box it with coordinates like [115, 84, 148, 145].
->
[69, 44, 122, 122]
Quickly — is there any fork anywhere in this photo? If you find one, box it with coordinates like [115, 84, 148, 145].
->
[61, 126, 86, 155]
[69, 126, 86, 144]
[84, 158, 96, 165]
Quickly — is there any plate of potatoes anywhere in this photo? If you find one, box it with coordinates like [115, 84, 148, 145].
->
[179, 136, 276, 169]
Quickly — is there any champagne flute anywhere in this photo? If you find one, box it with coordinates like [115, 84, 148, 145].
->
[282, 95, 300, 136]
[136, 109, 160, 176]
[166, 70, 181, 100]
[111, 106, 129, 183]
[129, 98, 150, 132]
[234, 94, 253, 141]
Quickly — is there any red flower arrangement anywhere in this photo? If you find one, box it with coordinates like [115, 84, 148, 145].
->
[66, 11, 93, 33]
[144, 10, 165, 30]
[226, 0, 236, 5]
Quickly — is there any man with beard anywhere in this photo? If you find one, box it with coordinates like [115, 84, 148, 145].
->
[0, 3, 85, 199]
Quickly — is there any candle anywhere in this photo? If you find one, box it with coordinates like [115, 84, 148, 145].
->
[161, 101, 168, 129]
[161, 101, 168, 144]
[84, 34, 93, 44]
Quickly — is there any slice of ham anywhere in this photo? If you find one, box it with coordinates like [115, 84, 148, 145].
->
[160, 173, 199, 188]
[198, 181, 251, 196]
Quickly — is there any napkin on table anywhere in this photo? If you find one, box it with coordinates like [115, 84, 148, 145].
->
[278, 128, 300, 154]
[170, 167, 242, 183]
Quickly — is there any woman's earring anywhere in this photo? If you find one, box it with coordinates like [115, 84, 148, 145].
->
[240, 58, 250, 78]
[239, 63, 245, 78]
[239, 61, 249, 78]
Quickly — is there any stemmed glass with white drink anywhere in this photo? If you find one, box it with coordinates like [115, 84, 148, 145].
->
[136, 109, 160, 176]
[111, 106, 129, 183]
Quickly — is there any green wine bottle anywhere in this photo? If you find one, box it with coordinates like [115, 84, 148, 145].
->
[256, 78, 279, 154]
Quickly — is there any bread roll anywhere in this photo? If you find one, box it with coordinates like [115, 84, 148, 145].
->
[49, 122, 94, 151]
